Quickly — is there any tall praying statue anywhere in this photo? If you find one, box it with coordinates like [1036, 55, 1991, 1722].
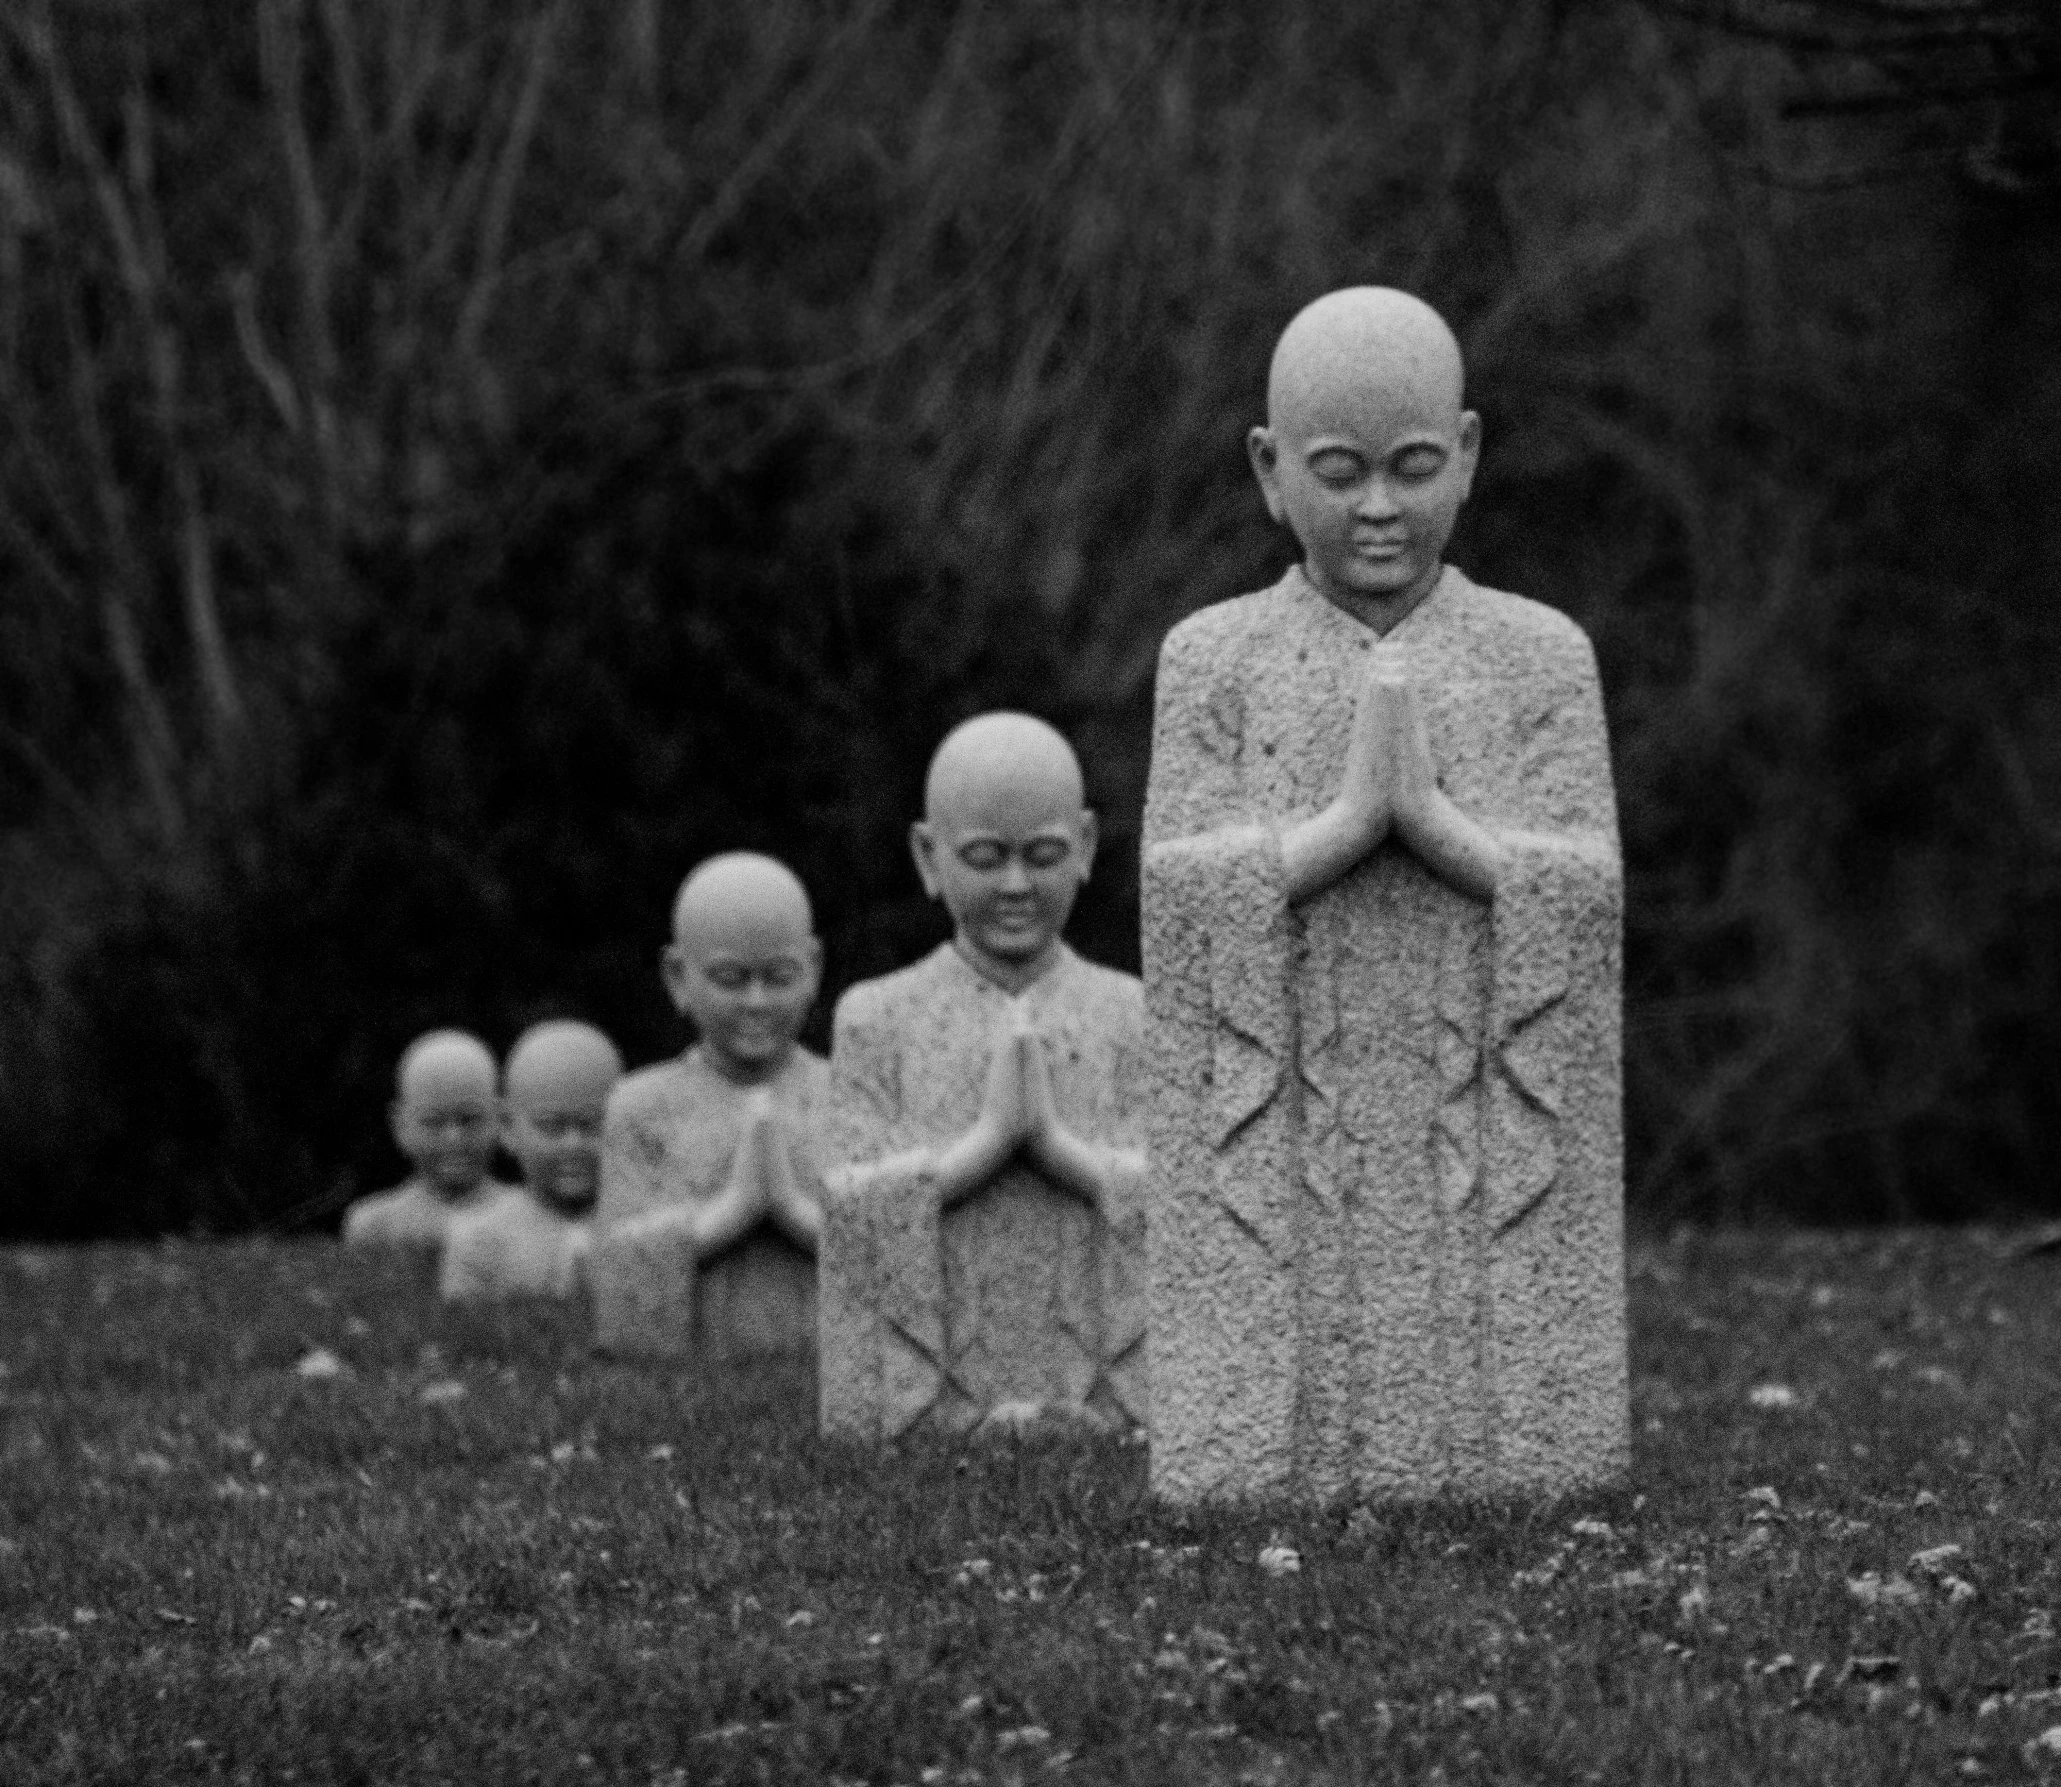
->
[1142, 288, 1626, 1503]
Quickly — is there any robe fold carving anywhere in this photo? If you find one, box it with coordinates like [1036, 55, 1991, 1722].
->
[820, 944, 1148, 1438]
[590, 1047, 827, 1363]
[1143, 566, 1627, 1503]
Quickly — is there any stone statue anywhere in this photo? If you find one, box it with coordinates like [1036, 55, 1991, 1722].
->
[588, 854, 829, 1363]
[440, 1020, 621, 1302]
[342, 1029, 515, 1252]
[820, 713, 1148, 1437]
[1142, 287, 1626, 1503]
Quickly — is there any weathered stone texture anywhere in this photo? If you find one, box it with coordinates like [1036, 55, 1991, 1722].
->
[820, 943, 1148, 1437]
[589, 1047, 828, 1362]
[1142, 565, 1627, 1503]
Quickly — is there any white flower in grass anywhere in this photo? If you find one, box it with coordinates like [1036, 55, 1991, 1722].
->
[1747, 1383, 1799, 1410]
[1258, 1542, 1301, 1577]
[294, 1347, 346, 1380]
[1847, 1572, 1922, 1609]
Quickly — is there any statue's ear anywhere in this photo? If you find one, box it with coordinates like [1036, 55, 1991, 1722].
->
[659, 943, 693, 1016]
[1246, 426, 1288, 525]
[1075, 807, 1100, 884]
[1455, 409, 1483, 500]
[909, 820, 943, 900]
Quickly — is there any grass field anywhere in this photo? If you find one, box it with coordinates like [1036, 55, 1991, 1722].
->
[7, 1231, 2061, 1784]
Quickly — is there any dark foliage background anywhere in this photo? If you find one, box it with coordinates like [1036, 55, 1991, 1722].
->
[2, 0, 2057, 1236]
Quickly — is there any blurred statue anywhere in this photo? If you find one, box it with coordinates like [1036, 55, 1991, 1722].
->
[820, 714, 1147, 1438]
[588, 854, 829, 1363]
[1143, 287, 1627, 1503]
[342, 1030, 514, 1252]
[440, 1020, 621, 1302]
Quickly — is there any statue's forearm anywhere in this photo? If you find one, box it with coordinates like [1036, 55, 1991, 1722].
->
[765, 1142, 824, 1249]
[770, 1193, 823, 1248]
[1281, 800, 1382, 905]
[928, 1121, 1015, 1209]
[1032, 1126, 1142, 1212]
[690, 1175, 763, 1258]
[1397, 791, 1506, 902]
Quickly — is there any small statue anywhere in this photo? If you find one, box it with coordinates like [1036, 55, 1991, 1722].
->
[588, 854, 829, 1362]
[1143, 287, 1627, 1502]
[439, 1020, 621, 1302]
[820, 713, 1148, 1437]
[342, 1029, 515, 1253]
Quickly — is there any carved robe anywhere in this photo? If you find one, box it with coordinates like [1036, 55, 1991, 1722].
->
[1143, 564, 1626, 1502]
[589, 1046, 828, 1362]
[438, 1188, 590, 1302]
[820, 943, 1148, 1437]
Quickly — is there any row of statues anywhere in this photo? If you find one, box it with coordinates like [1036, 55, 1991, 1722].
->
[341, 288, 1629, 1506]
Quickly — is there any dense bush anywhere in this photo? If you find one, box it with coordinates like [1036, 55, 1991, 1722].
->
[2, 0, 2057, 1234]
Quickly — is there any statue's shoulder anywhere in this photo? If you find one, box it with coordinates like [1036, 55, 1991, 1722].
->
[1063, 947, 1144, 1014]
[785, 1045, 831, 1099]
[347, 1180, 413, 1219]
[1159, 579, 1296, 668]
[832, 945, 956, 1037]
[606, 1056, 694, 1125]
[341, 1179, 419, 1241]
[1070, 952, 1146, 1045]
[1452, 574, 1598, 674]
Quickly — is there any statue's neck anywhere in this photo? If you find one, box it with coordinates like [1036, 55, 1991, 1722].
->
[1298, 561, 1446, 637]
[952, 934, 1063, 998]
[694, 1041, 794, 1088]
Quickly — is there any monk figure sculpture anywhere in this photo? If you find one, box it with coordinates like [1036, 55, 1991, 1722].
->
[1143, 288, 1627, 1503]
[821, 714, 1148, 1437]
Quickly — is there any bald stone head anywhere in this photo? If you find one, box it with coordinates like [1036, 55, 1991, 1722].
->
[506, 1020, 622, 1112]
[1249, 287, 1480, 621]
[923, 712, 1086, 825]
[1266, 287, 1467, 434]
[390, 1029, 499, 1199]
[503, 1020, 622, 1213]
[662, 853, 821, 1082]
[913, 713, 1097, 992]
[671, 852, 815, 959]
[397, 1028, 496, 1104]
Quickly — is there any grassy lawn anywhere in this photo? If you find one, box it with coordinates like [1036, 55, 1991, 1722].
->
[6, 1230, 2061, 1784]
